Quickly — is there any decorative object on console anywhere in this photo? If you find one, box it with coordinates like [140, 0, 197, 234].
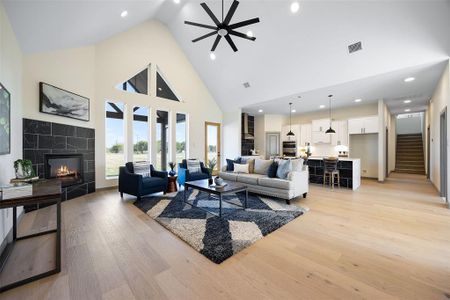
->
[185, 0, 260, 53]
[0, 82, 10, 155]
[13, 159, 35, 179]
[39, 82, 89, 121]
[287, 102, 295, 137]
[168, 162, 177, 176]
[325, 95, 336, 134]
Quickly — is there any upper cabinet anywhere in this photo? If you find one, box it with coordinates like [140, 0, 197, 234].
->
[300, 124, 312, 147]
[348, 116, 379, 134]
[312, 118, 331, 143]
[281, 124, 300, 142]
[331, 120, 349, 146]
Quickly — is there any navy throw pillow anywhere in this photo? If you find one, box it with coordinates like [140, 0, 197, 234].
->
[267, 161, 278, 178]
[226, 158, 242, 171]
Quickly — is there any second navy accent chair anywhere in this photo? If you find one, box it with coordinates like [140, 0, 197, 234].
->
[119, 162, 168, 201]
[177, 159, 211, 186]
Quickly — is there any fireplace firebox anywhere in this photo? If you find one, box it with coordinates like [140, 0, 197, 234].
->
[44, 154, 84, 187]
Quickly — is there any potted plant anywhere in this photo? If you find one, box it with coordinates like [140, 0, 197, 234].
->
[207, 157, 217, 184]
[14, 159, 35, 179]
[168, 162, 176, 177]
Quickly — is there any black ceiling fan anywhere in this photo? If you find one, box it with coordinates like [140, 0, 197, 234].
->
[184, 0, 260, 52]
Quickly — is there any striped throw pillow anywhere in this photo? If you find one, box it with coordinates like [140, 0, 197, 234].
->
[187, 159, 201, 174]
[133, 161, 151, 177]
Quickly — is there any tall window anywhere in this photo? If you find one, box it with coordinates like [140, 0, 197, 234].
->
[105, 101, 125, 178]
[133, 107, 149, 162]
[176, 113, 187, 167]
[156, 110, 169, 171]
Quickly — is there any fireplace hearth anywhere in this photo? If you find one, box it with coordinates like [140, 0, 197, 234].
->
[45, 154, 84, 187]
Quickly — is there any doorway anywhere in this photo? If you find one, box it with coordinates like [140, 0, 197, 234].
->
[427, 125, 430, 179]
[266, 132, 280, 159]
[386, 127, 389, 178]
[440, 109, 447, 201]
[205, 122, 221, 175]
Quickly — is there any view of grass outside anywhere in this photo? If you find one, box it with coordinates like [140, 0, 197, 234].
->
[206, 124, 219, 172]
[105, 102, 125, 177]
[175, 113, 187, 170]
[133, 107, 149, 162]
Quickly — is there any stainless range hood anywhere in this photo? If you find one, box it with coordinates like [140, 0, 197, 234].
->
[243, 113, 254, 140]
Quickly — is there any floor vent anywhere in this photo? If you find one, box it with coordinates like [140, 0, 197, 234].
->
[348, 41, 362, 54]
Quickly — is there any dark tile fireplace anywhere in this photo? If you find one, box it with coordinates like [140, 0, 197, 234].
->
[44, 154, 84, 187]
[23, 118, 95, 204]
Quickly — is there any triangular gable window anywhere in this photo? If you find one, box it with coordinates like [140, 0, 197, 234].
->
[156, 69, 180, 102]
[116, 67, 149, 95]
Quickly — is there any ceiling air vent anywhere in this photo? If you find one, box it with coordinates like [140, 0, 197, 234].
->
[348, 41, 362, 54]
[243, 82, 251, 88]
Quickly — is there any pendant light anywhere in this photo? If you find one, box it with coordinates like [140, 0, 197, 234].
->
[287, 102, 295, 136]
[325, 95, 336, 134]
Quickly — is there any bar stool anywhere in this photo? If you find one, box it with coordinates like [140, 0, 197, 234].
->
[323, 158, 340, 189]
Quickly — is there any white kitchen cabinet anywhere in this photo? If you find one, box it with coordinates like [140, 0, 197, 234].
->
[300, 124, 312, 147]
[312, 118, 331, 144]
[348, 116, 379, 134]
[331, 120, 349, 146]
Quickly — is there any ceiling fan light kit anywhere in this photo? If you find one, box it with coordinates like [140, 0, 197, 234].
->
[184, 0, 260, 52]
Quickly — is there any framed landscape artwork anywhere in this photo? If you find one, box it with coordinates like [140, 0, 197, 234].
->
[39, 82, 90, 121]
[0, 82, 11, 155]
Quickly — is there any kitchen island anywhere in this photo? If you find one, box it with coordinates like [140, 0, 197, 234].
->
[307, 157, 361, 190]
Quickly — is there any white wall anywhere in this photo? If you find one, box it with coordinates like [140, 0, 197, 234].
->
[428, 60, 450, 197]
[222, 109, 241, 165]
[388, 113, 397, 173]
[0, 3, 23, 247]
[396, 114, 423, 134]
[291, 103, 378, 124]
[349, 134, 379, 178]
[22, 20, 223, 188]
[254, 115, 265, 158]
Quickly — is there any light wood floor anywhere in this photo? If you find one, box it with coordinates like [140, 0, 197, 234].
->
[2, 173, 450, 300]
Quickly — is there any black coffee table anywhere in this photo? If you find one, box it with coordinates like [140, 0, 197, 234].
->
[184, 180, 248, 217]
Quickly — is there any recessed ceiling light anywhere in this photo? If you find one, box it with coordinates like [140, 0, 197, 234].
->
[210, 52, 216, 60]
[291, 109, 297, 113]
[258, 109, 263, 113]
[290, 1, 300, 13]
[404, 77, 415, 82]
[319, 105, 325, 109]
[404, 100, 412, 104]
[354, 98, 362, 103]
[405, 109, 411, 112]
[120, 10, 128, 18]
[174, 0, 180, 3]
[246, 31, 254, 38]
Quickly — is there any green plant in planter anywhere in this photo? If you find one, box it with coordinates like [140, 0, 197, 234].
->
[14, 159, 35, 179]
[207, 157, 217, 176]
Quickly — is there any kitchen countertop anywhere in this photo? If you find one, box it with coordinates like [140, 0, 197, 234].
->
[308, 156, 360, 162]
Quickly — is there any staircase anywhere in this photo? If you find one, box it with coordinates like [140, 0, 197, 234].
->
[395, 134, 425, 174]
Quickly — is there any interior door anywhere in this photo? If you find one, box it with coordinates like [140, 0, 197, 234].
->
[266, 132, 280, 159]
[205, 122, 221, 174]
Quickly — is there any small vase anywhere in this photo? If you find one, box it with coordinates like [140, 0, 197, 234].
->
[169, 170, 176, 177]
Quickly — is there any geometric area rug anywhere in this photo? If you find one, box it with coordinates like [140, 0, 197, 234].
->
[134, 189, 308, 264]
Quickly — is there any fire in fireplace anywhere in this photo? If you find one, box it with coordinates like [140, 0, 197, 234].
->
[44, 154, 84, 187]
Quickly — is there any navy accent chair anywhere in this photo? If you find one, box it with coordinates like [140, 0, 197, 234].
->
[177, 159, 211, 186]
[119, 162, 168, 201]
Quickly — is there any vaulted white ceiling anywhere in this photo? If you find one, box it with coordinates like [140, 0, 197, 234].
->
[3, 0, 450, 114]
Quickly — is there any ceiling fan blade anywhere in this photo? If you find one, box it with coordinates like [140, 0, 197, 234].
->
[192, 31, 218, 43]
[200, 3, 221, 26]
[185, 21, 217, 30]
[223, 0, 239, 25]
[225, 35, 238, 52]
[229, 30, 256, 41]
[229, 17, 260, 30]
[211, 35, 222, 51]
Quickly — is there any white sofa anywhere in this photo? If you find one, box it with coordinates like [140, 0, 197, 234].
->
[219, 160, 309, 205]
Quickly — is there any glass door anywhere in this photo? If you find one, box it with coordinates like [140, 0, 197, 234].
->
[205, 122, 221, 175]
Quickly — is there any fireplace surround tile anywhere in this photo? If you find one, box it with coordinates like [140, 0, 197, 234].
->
[23, 118, 95, 204]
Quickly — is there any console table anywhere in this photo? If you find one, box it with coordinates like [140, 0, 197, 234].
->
[0, 179, 62, 292]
